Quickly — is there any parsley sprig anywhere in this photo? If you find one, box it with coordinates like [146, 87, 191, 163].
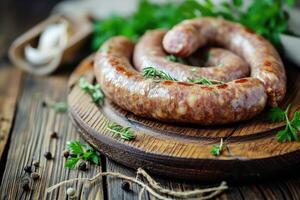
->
[210, 138, 224, 156]
[92, 0, 294, 50]
[107, 122, 136, 141]
[48, 101, 68, 113]
[78, 77, 105, 104]
[268, 104, 300, 142]
[65, 140, 100, 169]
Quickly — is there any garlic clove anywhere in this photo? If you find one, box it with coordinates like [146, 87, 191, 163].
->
[24, 45, 60, 65]
[38, 23, 68, 51]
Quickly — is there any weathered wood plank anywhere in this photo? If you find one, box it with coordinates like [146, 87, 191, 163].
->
[0, 64, 22, 160]
[106, 159, 300, 200]
[0, 73, 103, 200]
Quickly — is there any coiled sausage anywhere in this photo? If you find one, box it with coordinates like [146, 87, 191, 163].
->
[163, 17, 286, 106]
[134, 29, 249, 82]
[94, 36, 267, 125]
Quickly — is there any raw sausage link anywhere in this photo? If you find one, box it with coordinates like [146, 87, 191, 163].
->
[94, 36, 267, 125]
[163, 17, 286, 107]
[134, 29, 249, 82]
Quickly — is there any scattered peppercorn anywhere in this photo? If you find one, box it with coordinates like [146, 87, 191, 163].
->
[121, 181, 130, 191]
[50, 131, 58, 139]
[44, 151, 52, 160]
[33, 160, 39, 168]
[23, 165, 32, 174]
[66, 187, 76, 197]
[31, 172, 40, 181]
[63, 150, 70, 158]
[78, 161, 87, 171]
[21, 178, 30, 191]
[41, 101, 47, 107]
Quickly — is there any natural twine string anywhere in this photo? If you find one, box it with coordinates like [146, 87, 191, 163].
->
[46, 168, 228, 200]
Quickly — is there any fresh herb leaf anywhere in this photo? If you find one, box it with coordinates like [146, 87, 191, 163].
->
[107, 122, 136, 141]
[65, 157, 80, 169]
[92, 0, 293, 50]
[78, 77, 105, 104]
[188, 77, 224, 85]
[292, 111, 300, 131]
[166, 55, 178, 62]
[49, 101, 68, 113]
[210, 138, 224, 156]
[143, 67, 177, 82]
[65, 140, 101, 169]
[267, 107, 285, 122]
[67, 141, 84, 155]
[268, 104, 300, 142]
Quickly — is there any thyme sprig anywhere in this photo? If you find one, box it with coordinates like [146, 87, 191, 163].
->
[210, 138, 224, 156]
[65, 140, 100, 169]
[143, 67, 177, 82]
[267, 104, 300, 142]
[143, 67, 224, 86]
[188, 77, 224, 85]
[49, 101, 68, 113]
[78, 77, 105, 104]
[107, 122, 136, 141]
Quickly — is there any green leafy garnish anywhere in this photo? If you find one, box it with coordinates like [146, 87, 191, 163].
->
[107, 122, 136, 141]
[166, 55, 179, 62]
[267, 104, 300, 142]
[65, 140, 100, 169]
[188, 77, 224, 85]
[49, 101, 68, 113]
[78, 77, 105, 104]
[143, 67, 177, 82]
[92, 0, 294, 50]
[210, 138, 224, 156]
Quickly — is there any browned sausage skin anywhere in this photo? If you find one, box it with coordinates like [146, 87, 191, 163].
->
[133, 29, 249, 82]
[163, 17, 286, 107]
[94, 36, 267, 125]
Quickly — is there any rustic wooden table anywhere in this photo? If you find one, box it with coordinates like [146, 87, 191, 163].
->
[1, 1, 300, 199]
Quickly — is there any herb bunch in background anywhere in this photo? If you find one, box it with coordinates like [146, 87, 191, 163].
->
[92, 0, 294, 51]
[65, 140, 100, 169]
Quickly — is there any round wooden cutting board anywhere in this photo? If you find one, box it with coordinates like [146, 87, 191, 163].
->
[68, 55, 300, 181]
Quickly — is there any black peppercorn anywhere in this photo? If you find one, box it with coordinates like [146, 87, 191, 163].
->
[44, 151, 52, 160]
[78, 161, 87, 171]
[23, 165, 32, 174]
[50, 131, 58, 139]
[21, 178, 30, 191]
[121, 181, 130, 191]
[31, 172, 40, 181]
[63, 150, 70, 158]
[41, 101, 47, 107]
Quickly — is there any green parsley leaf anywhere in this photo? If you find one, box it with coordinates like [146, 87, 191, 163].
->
[49, 101, 68, 113]
[269, 105, 300, 143]
[65, 157, 80, 169]
[210, 138, 224, 156]
[67, 141, 84, 155]
[267, 107, 285, 122]
[291, 111, 300, 131]
[65, 140, 101, 169]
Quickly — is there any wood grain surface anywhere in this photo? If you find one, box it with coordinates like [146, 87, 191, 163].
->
[2, 0, 300, 199]
[68, 55, 300, 181]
